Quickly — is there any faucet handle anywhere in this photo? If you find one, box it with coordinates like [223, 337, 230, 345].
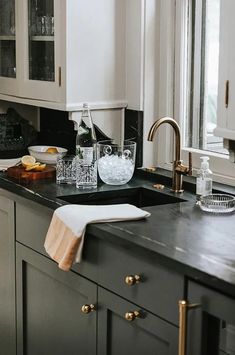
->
[175, 152, 192, 176]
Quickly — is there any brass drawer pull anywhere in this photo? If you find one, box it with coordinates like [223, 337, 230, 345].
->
[81, 304, 95, 314]
[125, 275, 141, 286]
[178, 300, 201, 355]
[125, 311, 140, 322]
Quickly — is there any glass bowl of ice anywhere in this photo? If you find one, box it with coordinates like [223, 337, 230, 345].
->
[97, 140, 136, 185]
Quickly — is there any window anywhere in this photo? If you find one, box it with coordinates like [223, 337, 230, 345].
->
[144, 0, 235, 184]
[184, 0, 227, 154]
[173, 0, 235, 185]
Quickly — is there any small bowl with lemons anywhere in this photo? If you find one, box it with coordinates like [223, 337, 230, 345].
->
[28, 145, 68, 165]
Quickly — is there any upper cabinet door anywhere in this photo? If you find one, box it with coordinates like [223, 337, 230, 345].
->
[18, 0, 63, 102]
[0, 0, 19, 95]
[215, 0, 235, 139]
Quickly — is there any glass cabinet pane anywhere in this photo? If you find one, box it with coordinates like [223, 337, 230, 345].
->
[28, 0, 54, 82]
[0, 0, 16, 78]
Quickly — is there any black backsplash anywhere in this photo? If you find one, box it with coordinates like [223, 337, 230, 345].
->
[39, 108, 111, 154]
[39, 108, 76, 154]
[39, 108, 143, 166]
[124, 109, 143, 167]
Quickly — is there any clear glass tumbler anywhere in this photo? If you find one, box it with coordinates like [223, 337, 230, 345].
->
[76, 159, 97, 189]
[56, 155, 76, 184]
[97, 140, 136, 185]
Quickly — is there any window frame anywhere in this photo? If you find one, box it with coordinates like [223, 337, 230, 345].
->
[158, 0, 235, 186]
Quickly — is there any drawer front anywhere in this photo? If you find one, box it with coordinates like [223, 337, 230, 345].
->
[15, 200, 98, 280]
[98, 241, 184, 324]
[16, 200, 53, 256]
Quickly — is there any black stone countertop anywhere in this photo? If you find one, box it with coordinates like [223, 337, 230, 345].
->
[1, 169, 235, 297]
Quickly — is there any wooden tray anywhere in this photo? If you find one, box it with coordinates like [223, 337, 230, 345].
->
[7, 165, 56, 181]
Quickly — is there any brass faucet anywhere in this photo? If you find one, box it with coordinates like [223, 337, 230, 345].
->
[147, 117, 192, 193]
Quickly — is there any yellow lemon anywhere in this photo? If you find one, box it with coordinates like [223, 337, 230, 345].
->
[33, 164, 46, 171]
[21, 155, 36, 168]
[46, 147, 58, 154]
[25, 163, 41, 171]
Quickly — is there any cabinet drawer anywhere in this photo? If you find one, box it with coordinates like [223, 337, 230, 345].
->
[98, 241, 184, 324]
[16, 200, 53, 256]
[15, 200, 98, 280]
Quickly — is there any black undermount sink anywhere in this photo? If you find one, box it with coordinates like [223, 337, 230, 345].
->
[57, 187, 185, 208]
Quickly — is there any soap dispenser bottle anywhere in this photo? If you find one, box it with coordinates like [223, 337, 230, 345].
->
[196, 156, 213, 202]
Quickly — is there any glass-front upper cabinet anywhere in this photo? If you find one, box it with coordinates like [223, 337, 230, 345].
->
[0, 0, 61, 101]
[19, 0, 61, 102]
[0, 0, 16, 78]
[0, 0, 125, 108]
[28, 0, 55, 82]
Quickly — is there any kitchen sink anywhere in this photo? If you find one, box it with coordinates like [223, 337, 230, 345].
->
[57, 187, 185, 208]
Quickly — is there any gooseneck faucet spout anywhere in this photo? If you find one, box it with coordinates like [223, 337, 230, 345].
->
[147, 117, 192, 193]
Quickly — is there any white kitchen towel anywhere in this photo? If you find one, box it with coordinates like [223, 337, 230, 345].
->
[44, 204, 150, 271]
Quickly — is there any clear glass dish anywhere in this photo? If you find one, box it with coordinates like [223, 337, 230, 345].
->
[199, 194, 235, 213]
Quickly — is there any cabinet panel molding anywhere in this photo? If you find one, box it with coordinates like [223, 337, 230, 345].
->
[16, 242, 97, 355]
[98, 287, 178, 355]
[0, 195, 16, 355]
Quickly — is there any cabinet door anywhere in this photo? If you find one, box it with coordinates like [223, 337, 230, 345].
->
[98, 287, 178, 355]
[17, 0, 63, 102]
[16, 243, 97, 355]
[186, 281, 235, 355]
[216, 0, 235, 139]
[0, 0, 19, 96]
[0, 195, 16, 355]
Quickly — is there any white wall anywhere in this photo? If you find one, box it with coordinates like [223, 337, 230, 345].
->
[66, 0, 127, 108]
[126, 0, 175, 169]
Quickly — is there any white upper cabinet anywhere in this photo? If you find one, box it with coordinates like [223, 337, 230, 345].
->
[215, 0, 235, 140]
[0, 0, 127, 110]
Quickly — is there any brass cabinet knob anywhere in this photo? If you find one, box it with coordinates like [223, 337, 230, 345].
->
[125, 275, 141, 286]
[81, 304, 95, 314]
[125, 311, 140, 322]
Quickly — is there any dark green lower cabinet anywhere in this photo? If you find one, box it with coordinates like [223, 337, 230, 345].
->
[16, 243, 179, 355]
[187, 281, 235, 355]
[0, 195, 16, 355]
[16, 243, 97, 355]
[97, 287, 178, 355]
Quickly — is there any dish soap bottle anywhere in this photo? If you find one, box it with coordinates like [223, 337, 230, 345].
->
[76, 103, 97, 188]
[196, 156, 212, 202]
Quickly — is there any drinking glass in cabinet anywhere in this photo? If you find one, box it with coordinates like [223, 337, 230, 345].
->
[29, 0, 54, 37]
[28, 0, 55, 82]
[0, 0, 16, 78]
[0, 0, 15, 36]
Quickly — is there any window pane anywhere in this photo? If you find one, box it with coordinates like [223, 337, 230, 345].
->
[186, 0, 228, 155]
[204, 0, 226, 153]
